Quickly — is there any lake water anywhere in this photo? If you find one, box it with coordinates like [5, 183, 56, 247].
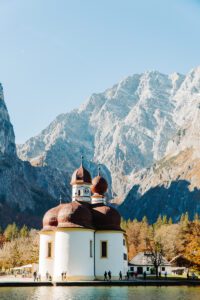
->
[0, 286, 199, 300]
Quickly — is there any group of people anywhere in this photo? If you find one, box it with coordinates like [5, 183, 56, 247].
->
[157, 271, 167, 278]
[61, 272, 67, 281]
[105, 270, 130, 281]
[120, 271, 130, 280]
[33, 271, 41, 282]
[104, 271, 112, 281]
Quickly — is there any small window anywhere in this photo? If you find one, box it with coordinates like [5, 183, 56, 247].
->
[47, 242, 52, 258]
[147, 267, 149, 271]
[90, 240, 93, 257]
[85, 189, 90, 194]
[123, 253, 127, 260]
[78, 190, 81, 196]
[101, 241, 107, 258]
[123, 239, 125, 246]
[130, 266, 134, 271]
[162, 267, 165, 271]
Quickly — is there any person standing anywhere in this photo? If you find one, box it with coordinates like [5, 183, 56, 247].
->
[46, 271, 49, 281]
[104, 271, 107, 281]
[119, 271, 122, 280]
[108, 270, 112, 281]
[33, 271, 37, 282]
[143, 271, 146, 280]
[126, 271, 129, 281]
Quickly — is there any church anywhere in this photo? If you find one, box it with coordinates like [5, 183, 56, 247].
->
[39, 159, 128, 281]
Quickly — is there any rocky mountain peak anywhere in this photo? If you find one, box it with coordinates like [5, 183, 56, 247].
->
[0, 84, 16, 157]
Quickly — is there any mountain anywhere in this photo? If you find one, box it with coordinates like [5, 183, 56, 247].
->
[0, 84, 71, 228]
[17, 70, 186, 198]
[11, 66, 200, 223]
[0, 83, 16, 157]
[119, 67, 200, 221]
[119, 148, 200, 222]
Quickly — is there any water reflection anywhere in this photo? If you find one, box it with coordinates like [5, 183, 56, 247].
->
[0, 286, 200, 300]
[32, 286, 129, 300]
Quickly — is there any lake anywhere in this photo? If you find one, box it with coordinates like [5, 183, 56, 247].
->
[0, 286, 199, 300]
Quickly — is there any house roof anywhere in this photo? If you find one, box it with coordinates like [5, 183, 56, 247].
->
[170, 255, 193, 267]
[129, 252, 171, 266]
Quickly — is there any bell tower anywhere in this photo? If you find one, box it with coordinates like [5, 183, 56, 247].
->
[91, 166, 108, 204]
[70, 156, 92, 202]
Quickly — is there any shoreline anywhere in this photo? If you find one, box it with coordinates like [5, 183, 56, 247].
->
[0, 280, 200, 287]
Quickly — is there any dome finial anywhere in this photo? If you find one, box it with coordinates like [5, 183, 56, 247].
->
[98, 164, 101, 176]
[81, 154, 84, 166]
[59, 195, 62, 205]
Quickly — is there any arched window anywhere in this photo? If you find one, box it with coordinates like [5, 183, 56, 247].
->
[101, 241, 108, 258]
[47, 242, 52, 258]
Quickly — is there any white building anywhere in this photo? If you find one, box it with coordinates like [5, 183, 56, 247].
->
[128, 252, 172, 276]
[39, 161, 128, 281]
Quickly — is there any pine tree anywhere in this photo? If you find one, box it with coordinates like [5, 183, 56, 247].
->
[155, 215, 162, 228]
[168, 217, 173, 225]
[142, 216, 148, 224]
[162, 215, 168, 225]
[4, 223, 19, 241]
[194, 213, 199, 223]
[20, 225, 29, 238]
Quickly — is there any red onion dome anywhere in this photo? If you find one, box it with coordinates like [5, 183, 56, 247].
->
[71, 164, 92, 185]
[43, 204, 63, 231]
[91, 175, 108, 195]
[92, 204, 122, 230]
[57, 201, 94, 229]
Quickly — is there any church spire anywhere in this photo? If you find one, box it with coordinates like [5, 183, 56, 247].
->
[81, 154, 84, 167]
[98, 164, 101, 176]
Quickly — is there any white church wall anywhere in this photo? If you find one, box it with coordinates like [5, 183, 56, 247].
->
[39, 232, 55, 279]
[91, 196, 106, 205]
[54, 228, 95, 281]
[95, 231, 128, 279]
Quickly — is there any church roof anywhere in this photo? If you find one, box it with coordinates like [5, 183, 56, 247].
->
[42, 201, 122, 231]
[43, 204, 63, 230]
[70, 164, 92, 185]
[92, 203, 122, 230]
[57, 201, 94, 229]
[91, 175, 108, 195]
[42, 160, 122, 232]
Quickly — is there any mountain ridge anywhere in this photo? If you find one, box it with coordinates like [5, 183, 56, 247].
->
[2, 66, 200, 225]
[18, 68, 191, 198]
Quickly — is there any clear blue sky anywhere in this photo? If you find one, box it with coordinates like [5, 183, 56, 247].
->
[0, 0, 200, 143]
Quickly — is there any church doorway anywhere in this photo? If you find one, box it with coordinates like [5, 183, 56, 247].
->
[137, 267, 143, 274]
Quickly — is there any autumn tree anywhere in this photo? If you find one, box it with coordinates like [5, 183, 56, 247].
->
[146, 226, 165, 277]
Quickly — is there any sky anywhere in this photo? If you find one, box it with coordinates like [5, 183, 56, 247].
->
[0, 0, 200, 143]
